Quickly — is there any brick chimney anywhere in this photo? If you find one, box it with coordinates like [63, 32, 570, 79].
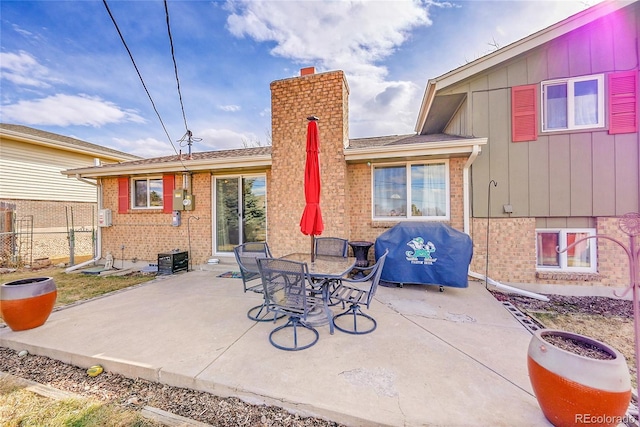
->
[300, 66, 315, 76]
[268, 69, 350, 256]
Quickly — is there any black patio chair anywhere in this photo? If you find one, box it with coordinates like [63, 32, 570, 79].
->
[330, 249, 389, 335]
[314, 237, 349, 257]
[233, 242, 283, 322]
[257, 258, 322, 351]
[313, 237, 349, 305]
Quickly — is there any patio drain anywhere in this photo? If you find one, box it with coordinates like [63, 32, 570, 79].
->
[500, 301, 545, 334]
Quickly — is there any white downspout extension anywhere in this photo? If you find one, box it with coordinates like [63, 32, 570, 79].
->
[65, 175, 102, 273]
[469, 271, 549, 302]
[462, 145, 549, 302]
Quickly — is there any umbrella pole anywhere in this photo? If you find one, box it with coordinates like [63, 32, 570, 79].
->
[311, 235, 315, 263]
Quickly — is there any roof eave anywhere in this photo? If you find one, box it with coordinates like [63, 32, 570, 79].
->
[414, 80, 438, 134]
[415, 0, 635, 135]
[1, 129, 140, 162]
[344, 137, 487, 162]
[435, 0, 634, 90]
[62, 155, 273, 178]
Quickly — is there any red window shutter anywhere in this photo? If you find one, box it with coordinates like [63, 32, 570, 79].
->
[163, 175, 175, 213]
[511, 84, 538, 142]
[118, 177, 129, 214]
[608, 71, 638, 135]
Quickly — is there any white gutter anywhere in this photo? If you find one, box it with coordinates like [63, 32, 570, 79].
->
[469, 271, 549, 301]
[345, 138, 487, 161]
[65, 176, 102, 272]
[463, 144, 480, 235]
[62, 154, 272, 178]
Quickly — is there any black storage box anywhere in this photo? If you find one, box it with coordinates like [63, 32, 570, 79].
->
[157, 251, 188, 275]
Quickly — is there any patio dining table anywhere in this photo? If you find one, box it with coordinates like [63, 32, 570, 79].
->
[280, 253, 357, 334]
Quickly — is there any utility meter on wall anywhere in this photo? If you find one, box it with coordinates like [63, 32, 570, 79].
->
[173, 189, 195, 211]
[183, 193, 195, 210]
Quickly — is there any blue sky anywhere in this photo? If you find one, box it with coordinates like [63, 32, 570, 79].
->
[1, 0, 603, 157]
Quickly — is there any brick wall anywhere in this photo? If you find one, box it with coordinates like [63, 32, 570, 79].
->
[469, 217, 537, 283]
[468, 216, 630, 288]
[100, 173, 212, 265]
[269, 70, 349, 257]
[0, 198, 95, 264]
[345, 157, 467, 264]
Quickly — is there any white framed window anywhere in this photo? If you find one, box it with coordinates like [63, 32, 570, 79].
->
[372, 160, 449, 220]
[541, 74, 604, 132]
[536, 229, 597, 273]
[132, 177, 163, 209]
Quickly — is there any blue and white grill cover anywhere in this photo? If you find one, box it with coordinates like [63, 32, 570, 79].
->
[374, 222, 473, 288]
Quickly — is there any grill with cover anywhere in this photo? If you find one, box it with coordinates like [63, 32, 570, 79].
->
[374, 222, 473, 288]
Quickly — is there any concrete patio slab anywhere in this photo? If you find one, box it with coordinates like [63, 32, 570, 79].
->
[0, 260, 552, 426]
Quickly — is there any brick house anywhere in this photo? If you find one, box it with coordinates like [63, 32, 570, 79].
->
[64, 69, 484, 271]
[64, 0, 639, 292]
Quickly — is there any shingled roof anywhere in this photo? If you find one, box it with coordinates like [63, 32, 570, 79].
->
[62, 131, 485, 178]
[347, 133, 470, 148]
[0, 123, 141, 161]
[86, 146, 272, 169]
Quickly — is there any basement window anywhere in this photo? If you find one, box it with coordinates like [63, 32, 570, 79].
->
[536, 229, 596, 273]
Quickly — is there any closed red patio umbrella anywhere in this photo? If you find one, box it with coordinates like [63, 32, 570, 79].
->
[300, 116, 324, 261]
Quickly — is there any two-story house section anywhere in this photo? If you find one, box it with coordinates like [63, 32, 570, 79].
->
[416, 0, 639, 290]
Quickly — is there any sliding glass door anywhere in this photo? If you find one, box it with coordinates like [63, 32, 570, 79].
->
[214, 175, 266, 253]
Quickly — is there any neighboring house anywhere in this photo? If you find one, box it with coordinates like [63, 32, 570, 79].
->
[63, 0, 638, 291]
[0, 123, 140, 266]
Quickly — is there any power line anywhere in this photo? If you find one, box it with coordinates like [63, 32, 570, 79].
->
[164, 0, 188, 134]
[164, 0, 201, 159]
[102, 0, 188, 169]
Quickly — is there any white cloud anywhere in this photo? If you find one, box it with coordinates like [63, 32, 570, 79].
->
[0, 51, 58, 88]
[227, 1, 432, 66]
[0, 94, 146, 127]
[218, 104, 241, 112]
[197, 127, 261, 150]
[112, 137, 174, 158]
[226, 0, 444, 136]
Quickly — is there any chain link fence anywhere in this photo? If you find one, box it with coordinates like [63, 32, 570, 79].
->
[0, 201, 96, 268]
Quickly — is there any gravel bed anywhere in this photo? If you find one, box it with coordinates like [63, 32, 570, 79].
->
[490, 291, 634, 318]
[0, 347, 343, 427]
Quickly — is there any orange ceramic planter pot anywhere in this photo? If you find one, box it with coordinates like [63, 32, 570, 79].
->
[0, 277, 57, 331]
[527, 329, 631, 427]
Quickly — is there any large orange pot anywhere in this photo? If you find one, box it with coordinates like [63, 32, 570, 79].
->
[527, 329, 631, 427]
[0, 277, 57, 331]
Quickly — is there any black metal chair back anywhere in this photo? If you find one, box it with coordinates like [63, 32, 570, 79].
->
[315, 237, 349, 257]
[330, 249, 389, 334]
[234, 242, 284, 322]
[257, 258, 320, 351]
[233, 242, 272, 293]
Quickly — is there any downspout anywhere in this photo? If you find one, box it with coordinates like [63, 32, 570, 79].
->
[65, 175, 102, 272]
[463, 145, 548, 302]
[463, 144, 480, 235]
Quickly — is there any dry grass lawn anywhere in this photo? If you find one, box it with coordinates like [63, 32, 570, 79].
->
[0, 375, 159, 427]
[0, 266, 155, 308]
